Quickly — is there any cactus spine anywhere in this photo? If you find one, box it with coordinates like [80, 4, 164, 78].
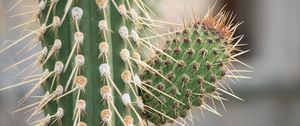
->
[0, 0, 250, 126]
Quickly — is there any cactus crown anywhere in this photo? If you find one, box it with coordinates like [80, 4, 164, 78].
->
[0, 0, 250, 126]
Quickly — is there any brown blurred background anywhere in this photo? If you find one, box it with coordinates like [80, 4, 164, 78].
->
[1, 0, 300, 125]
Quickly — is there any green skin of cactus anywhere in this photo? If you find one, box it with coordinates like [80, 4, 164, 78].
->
[140, 24, 230, 125]
[39, 0, 140, 125]
[38, 0, 234, 125]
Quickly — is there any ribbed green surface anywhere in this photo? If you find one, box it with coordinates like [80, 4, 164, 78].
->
[40, 0, 138, 125]
[40, 0, 73, 125]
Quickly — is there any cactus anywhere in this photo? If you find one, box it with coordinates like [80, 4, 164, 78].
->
[0, 0, 251, 126]
[140, 9, 248, 125]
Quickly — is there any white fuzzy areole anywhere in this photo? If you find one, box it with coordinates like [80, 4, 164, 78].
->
[118, 4, 127, 16]
[96, 0, 108, 9]
[39, 1, 46, 11]
[41, 46, 48, 55]
[122, 93, 131, 106]
[72, 7, 83, 21]
[74, 31, 84, 44]
[100, 109, 112, 123]
[53, 39, 62, 49]
[119, 26, 129, 39]
[54, 61, 64, 74]
[131, 30, 140, 42]
[99, 63, 111, 77]
[100, 86, 112, 100]
[99, 42, 109, 54]
[75, 54, 85, 66]
[52, 16, 61, 28]
[98, 20, 108, 31]
[120, 49, 130, 62]
[77, 99, 86, 111]
[55, 107, 64, 119]
[133, 75, 141, 86]
[55, 85, 64, 96]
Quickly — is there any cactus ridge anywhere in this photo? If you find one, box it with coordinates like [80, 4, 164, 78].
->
[0, 0, 251, 126]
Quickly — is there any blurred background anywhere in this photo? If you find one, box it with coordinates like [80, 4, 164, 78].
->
[1, 0, 300, 125]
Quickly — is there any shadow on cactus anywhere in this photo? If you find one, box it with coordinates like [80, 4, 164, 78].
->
[0, 0, 251, 126]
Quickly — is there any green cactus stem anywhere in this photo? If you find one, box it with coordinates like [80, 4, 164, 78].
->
[36, 0, 145, 125]
[140, 10, 247, 125]
[0, 0, 250, 126]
